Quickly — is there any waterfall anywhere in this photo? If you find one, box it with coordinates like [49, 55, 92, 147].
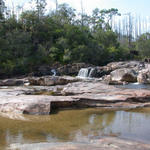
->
[77, 68, 90, 78]
[77, 67, 97, 78]
[51, 69, 56, 76]
[88, 68, 97, 78]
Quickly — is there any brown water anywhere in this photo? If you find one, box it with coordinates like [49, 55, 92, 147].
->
[1, 108, 150, 149]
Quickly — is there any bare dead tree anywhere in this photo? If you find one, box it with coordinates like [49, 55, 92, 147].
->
[128, 13, 133, 47]
[80, 0, 84, 26]
[138, 15, 141, 36]
[55, 0, 58, 11]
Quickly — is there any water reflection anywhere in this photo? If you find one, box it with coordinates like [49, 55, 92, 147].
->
[1, 108, 150, 149]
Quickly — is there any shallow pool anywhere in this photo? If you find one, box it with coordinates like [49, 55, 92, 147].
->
[1, 107, 150, 149]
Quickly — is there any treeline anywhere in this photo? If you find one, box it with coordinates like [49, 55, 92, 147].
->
[0, 0, 150, 77]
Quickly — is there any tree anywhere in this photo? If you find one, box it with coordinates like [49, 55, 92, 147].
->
[51, 3, 76, 25]
[0, 0, 6, 20]
[136, 33, 150, 58]
[32, 0, 47, 19]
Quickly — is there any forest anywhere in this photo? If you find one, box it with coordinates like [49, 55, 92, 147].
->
[0, 0, 150, 77]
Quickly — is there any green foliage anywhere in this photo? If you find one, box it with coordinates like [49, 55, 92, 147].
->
[0, 3, 144, 77]
[136, 33, 150, 58]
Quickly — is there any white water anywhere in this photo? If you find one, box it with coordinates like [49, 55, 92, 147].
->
[77, 68, 96, 78]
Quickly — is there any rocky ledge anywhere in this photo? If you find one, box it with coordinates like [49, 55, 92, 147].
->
[0, 80, 150, 115]
[9, 137, 150, 150]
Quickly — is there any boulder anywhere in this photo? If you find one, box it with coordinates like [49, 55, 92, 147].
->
[95, 61, 140, 78]
[106, 61, 139, 71]
[103, 75, 126, 85]
[28, 76, 80, 86]
[137, 69, 150, 84]
[110, 68, 137, 82]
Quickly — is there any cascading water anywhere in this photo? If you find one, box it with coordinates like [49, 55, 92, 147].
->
[77, 67, 97, 78]
[88, 68, 97, 78]
[51, 69, 56, 76]
[77, 68, 90, 78]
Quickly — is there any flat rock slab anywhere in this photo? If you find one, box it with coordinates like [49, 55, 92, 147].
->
[28, 76, 81, 86]
[0, 95, 77, 115]
[0, 81, 150, 115]
[9, 137, 150, 150]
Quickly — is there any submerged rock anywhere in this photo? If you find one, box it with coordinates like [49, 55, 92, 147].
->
[9, 137, 150, 150]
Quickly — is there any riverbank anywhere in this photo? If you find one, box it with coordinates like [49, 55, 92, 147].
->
[1, 61, 150, 149]
[0, 81, 150, 115]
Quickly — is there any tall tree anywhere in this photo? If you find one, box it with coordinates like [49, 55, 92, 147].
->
[0, 0, 6, 20]
[32, 0, 47, 19]
[55, 0, 58, 11]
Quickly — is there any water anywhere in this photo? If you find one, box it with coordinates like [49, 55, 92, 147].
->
[1, 108, 150, 149]
[116, 82, 150, 89]
[77, 68, 97, 78]
[77, 68, 90, 78]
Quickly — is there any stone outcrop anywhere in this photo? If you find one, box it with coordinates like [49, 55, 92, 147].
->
[28, 76, 80, 86]
[104, 61, 139, 72]
[110, 68, 137, 82]
[77, 61, 146, 79]
[9, 137, 150, 150]
[57, 63, 93, 76]
[0, 78, 27, 86]
[137, 69, 150, 84]
[0, 81, 150, 115]
[1, 61, 150, 115]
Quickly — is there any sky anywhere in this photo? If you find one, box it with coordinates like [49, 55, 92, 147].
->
[5, 0, 150, 17]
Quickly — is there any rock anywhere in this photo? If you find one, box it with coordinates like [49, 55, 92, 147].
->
[110, 68, 137, 82]
[102, 75, 112, 84]
[37, 65, 52, 76]
[31, 65, 60, 77]
[0, 79, 26, 86]
[137, 69, 150, 84]
[106, 61, 139, 71]
[1, 81, 150, 115]
[96, 66, 112, 77]
[101, 61, 150, 84]
[30, 61, 146, 79]
[93, 61, 141, 78]
[28, 76, 80, 86]
[145, 63, 150, 71]
[9, 137, 150, 150]
[57, 63, 93, 76]
[0, 95, 76, 115]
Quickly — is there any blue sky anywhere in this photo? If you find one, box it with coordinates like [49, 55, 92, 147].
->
[5, 0, 150, 17]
